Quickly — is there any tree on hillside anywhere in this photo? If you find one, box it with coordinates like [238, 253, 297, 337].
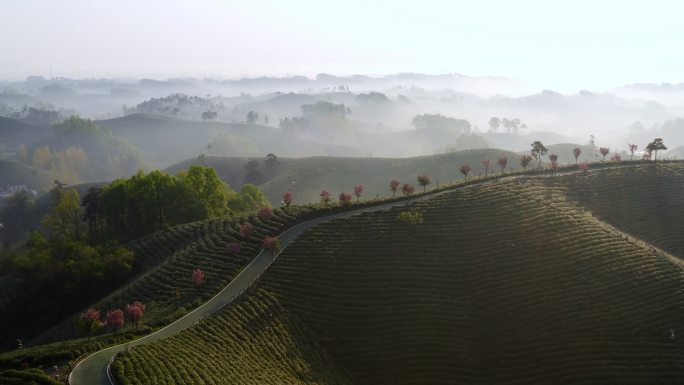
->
[390, 179, 400, 198]
[79, 309, 103, 341]
[265, 153, 280, 168]
[126, 302, 146, 332]
[81, 187, 104, 243]
[573, 147, 582, 165]
[497, 157, 508, 175]
[192, 269, 205, 285]
[105, 309, 124, 335]
[502, 118, 511, 134]
[549, 154, 559, 176]
[401, 184, 415, 197]
[320, 190, 331, 206]
[459, 164, 471, 184]
[520, 154, 533, 170]
[628, 144, 638, 160]
[482, 159, 491, 177]
[246, 111, 259, 124]
[417, 174, 431, 192]
[42, 188, 83, 242]
[599, 147, 609, 162]
[646, 138, 667, 161]
[353, 185, 364, 202]
[244, 160, 265, 185]
[488, 117, 501, 133]
[611, 154, 622, 162]
[412, 114, 471, 135]
[339, 192, 352, 205]
[257, 207, 273, 220]
[262, 236, 281, 256]
[530, 141, 548, 169]
[178, 166, 230, 219]
[282, 192, 294, 208]
[239, 223, 253, 238]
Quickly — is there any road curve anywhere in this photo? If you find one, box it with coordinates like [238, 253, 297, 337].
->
[69, 187, 455, 385]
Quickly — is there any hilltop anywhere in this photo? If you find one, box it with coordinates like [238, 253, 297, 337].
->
[167, 149, 521, 205]
[110, 162, 684, 384]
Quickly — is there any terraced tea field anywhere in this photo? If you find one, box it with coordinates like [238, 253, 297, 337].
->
[111, 165, 684, 384]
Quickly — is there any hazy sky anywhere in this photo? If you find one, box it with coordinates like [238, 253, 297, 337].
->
[1, 0, 681, 92]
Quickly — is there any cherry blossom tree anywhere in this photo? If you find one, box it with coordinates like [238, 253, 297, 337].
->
[417, 174, 431, 192]
[497, 157, 508, 175]
[79, 308, 103, 340]
[192, 269, 205, 285]
[257, 207, 273, 220]
[390, 179, 400, 198]
[126, 301, 146, 331]
[520, 154, 533, 170]
[482, 159, 491, 177]
[611, 154, 622, 162]
[599, 147, 610, 162]
[227, 242, 241, 255]
[628, 144, 638, 160]
[401, 183, 415, 197]
[573, 147, 582, 164]
[282, 192, 294, 207]
[320, 190, 331, 206]
[339, 192, 352, 205]
[262, 236, 280, 256]
[105, 309, 124, 334]
[239, 223, 253, 237]
[579, 162, 589, 172]
[353, 184, 364, 202]
[459, 164, 471, 184]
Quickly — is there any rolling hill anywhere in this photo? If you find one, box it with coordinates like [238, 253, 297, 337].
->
[110, 162, 684, 384]
[0, 160, 53, 193]
[168, 149, 522, 205]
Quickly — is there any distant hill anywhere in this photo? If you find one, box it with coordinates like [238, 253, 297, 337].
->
[0, 117, 51, 155]
[168, 149, 522, 205]
[0, 160, 52, 193]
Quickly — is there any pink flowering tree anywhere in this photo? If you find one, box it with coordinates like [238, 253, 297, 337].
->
[192, 269, 205, 285]
[628, 144, 638, 160]
[482, 159, 491, 177]
[611, 154, 622, 162]
[573, 147, 582, 164]
[339, 192, 352, 206]
[459, 164, 471, 184]
[497, 157, 507, 175]
[227, 242, 241, 255]
[353, 184, 364, 202]
[401, 183, 415, 197]
[417, 174, 431, 192]
[599, 147, 609, 162]
[126, 301, 146, 331]
[262, 236, 281, 256]
[320, 190, 331, 206]
[390, 179, 400, 198]
[239, 223, 253, 238]
[282, 192, 294, 208]
[520, 154, 533, 170]
[105, 309, 124, 335]
[79, 308, 103, 340]
[257, 207, 273, 221]
[579, 162, 589, 172]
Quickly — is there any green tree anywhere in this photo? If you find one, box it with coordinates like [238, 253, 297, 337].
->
[42, 188, 84, 241]
[488, 117, 501, 133]
[530, 141, 548, 169]
[0, 191, 36, 244]
[178, 166, 229, 219]
[646, 138, 667, 161]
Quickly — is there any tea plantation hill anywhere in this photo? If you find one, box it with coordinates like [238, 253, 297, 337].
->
[167, 148, 520, 205]
[111, 162, 684, 384]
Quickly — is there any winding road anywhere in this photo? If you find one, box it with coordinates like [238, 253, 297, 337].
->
[69, 187, 455, 385]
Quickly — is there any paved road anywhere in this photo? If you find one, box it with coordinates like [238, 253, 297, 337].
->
[69, 188, 454, 385]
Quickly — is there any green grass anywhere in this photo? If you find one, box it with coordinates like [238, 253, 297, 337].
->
[111, 164, 684, 384]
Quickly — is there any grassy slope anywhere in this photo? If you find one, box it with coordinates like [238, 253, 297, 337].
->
[168, 149, 521, 205]
[112, 165, 684, 384]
